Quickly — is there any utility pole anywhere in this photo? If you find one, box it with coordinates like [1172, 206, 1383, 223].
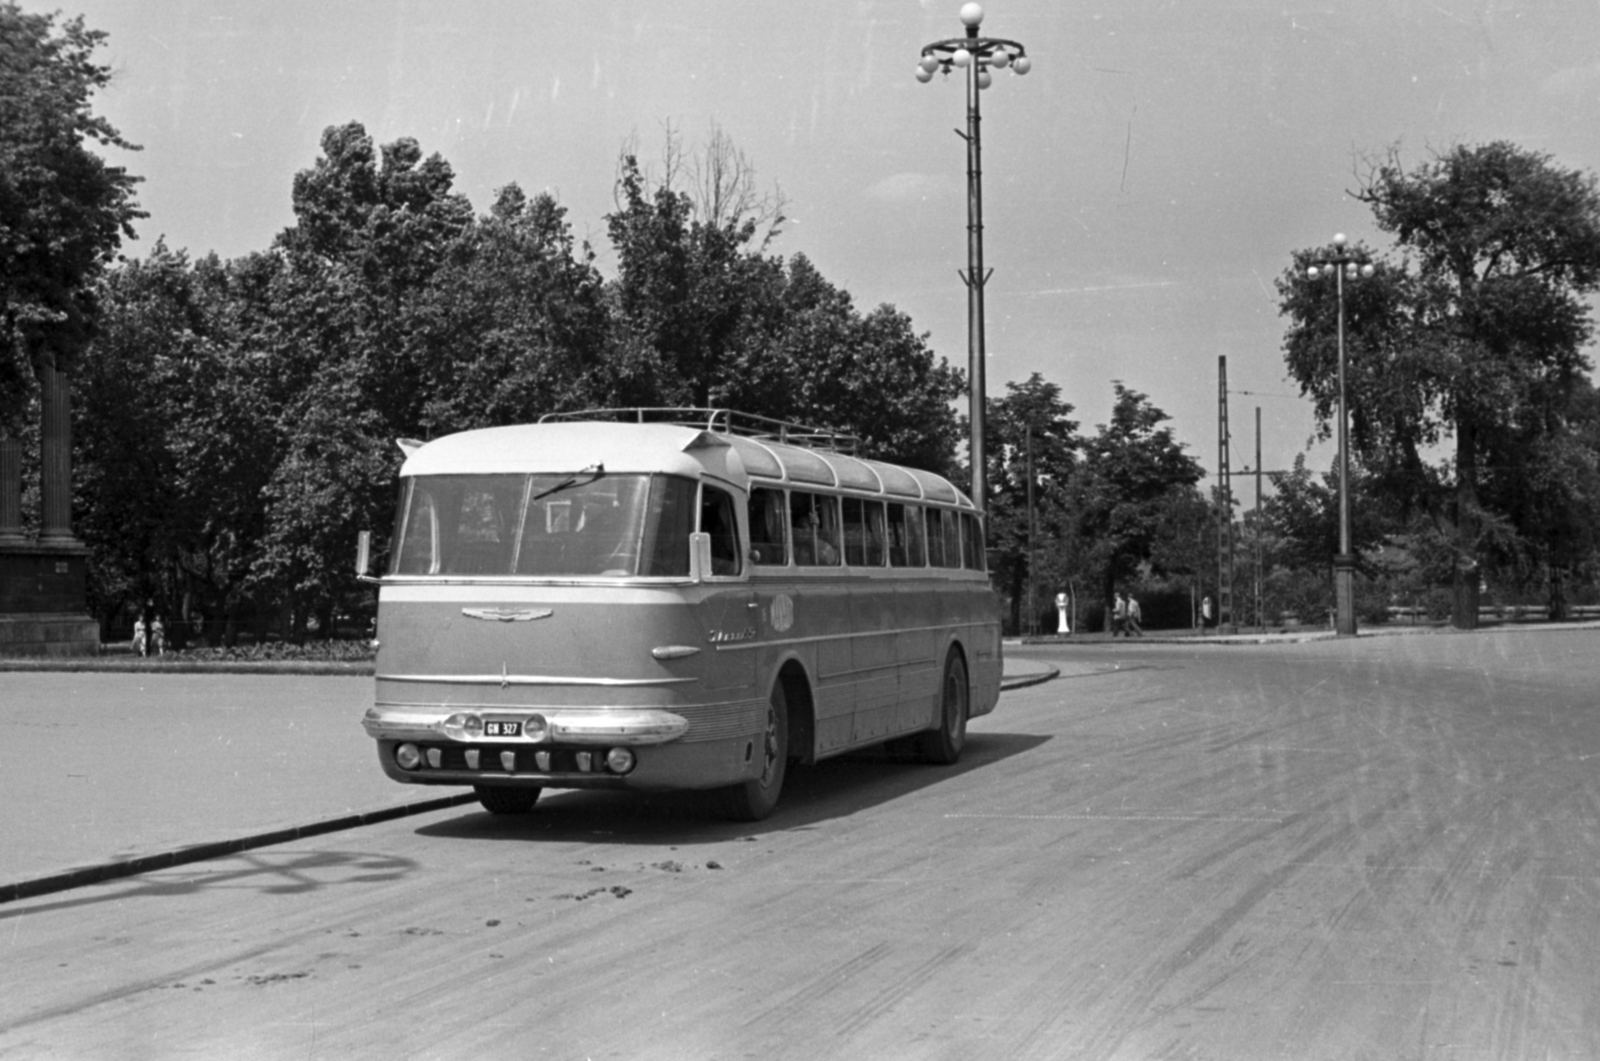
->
[1025, 424, 1036, 637]
[1217, 357, 1236, 635]
[1255, 406, 1263, 632]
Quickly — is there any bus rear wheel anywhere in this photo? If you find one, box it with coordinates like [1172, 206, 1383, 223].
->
[474, 784, 541, 815]
[917, 650, 969, 765]
[721, 684, 789, 822]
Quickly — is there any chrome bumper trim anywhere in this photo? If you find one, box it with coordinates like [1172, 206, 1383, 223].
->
[362, 706, 689, 745]
[376, 670, 695, 688]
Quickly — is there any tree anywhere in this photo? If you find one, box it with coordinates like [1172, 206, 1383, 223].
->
[1066, 383, 1204, 630]
[413, 184, 611, 434]
[74, 243, 278, 643]
[0, 3, 142, 427]
[605, 130, 961, 471]
[1279, 142, 1600, 628]
[977, 374, 1078, 633]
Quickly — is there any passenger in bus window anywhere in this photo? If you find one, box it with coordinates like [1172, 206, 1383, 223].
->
[747, 487, 788, 565]
[791, 492, 840, 566]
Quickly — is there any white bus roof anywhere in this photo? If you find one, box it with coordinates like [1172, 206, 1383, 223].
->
[398, 421, 974, 508]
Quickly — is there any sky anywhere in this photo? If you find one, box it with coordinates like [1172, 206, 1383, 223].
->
[35, 0, 1600, 490]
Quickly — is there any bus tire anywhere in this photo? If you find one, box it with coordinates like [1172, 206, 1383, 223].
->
[918, 650, 969, 765]
[721, 684, 789, 822]
[474, 784, 541, 815]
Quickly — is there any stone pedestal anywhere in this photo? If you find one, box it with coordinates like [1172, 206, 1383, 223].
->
[1334, 553, 1359, 638]
[0, 543, 99, 655]
[0, 359, 99, 656]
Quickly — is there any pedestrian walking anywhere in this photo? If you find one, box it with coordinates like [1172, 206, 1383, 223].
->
[1127, 594, 1144, 636]
[1112, 592, 1128, 637]
[1201, 594, 1214, 632]
[132, 615, 147, 657]
[150, 615, 166, 656]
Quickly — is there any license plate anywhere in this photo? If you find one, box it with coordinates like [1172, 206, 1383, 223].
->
[483, 720, 522, 738]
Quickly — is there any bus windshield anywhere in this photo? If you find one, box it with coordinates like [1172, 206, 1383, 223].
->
[390, 473, 696, 577]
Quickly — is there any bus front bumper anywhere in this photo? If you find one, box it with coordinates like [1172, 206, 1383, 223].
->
[362, 705, 689, 746]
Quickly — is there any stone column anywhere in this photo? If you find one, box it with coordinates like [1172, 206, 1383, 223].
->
[38, 355, 76, 545]
[0, 434, 23, 544]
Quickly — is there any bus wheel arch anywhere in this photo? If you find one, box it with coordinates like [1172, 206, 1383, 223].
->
[721, 671, 800, 822]
[776, 660, 816, 766]
[917, 644, 969, 766]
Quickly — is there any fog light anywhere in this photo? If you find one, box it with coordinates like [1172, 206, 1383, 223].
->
[395, 743, 422, 770]
[524, 714, 548, 742]
[605, 748, 636, 774]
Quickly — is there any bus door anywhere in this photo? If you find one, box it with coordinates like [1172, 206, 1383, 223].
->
[697, 482, 755, 691]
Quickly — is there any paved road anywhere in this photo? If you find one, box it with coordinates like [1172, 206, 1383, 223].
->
[2, 628, 1597, 1059]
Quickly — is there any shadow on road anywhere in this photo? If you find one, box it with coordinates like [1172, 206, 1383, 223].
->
[0, 849, 419, 921]
[413, 731, 1051, 847]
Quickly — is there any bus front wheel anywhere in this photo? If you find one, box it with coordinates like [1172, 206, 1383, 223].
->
[721, 684, 790, 822]
[918, 650, 968, 765]
[475, 784, 541, 815]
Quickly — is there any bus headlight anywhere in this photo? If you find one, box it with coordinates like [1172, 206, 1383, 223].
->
[606, 747, 637, 774]
[444, 713, 484, 741]
[395, 743, 423, 770]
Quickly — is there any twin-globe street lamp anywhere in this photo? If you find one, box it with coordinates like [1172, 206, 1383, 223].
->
[1305, 233, 1374, 637]
[917, 3, 1030, 516]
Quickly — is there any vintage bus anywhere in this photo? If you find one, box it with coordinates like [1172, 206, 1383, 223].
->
[358, 409, 1002, 821]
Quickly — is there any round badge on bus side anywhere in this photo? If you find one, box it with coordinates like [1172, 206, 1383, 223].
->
[770, 593, 794, 633]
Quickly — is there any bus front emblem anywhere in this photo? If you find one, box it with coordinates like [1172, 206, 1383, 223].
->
[462, 607, 554, 623]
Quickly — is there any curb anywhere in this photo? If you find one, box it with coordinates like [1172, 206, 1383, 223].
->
[0, 659, 372, 675]
[1000, 665, 1058, 691]
[0, 792, 479, 906]
[0, 659, 375, 676]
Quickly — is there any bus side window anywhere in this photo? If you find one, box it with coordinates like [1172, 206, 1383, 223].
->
[936, 508, 962, 569]
[962, 513, 985, 570]
[924, 507, 946, 567]
[865, 500, 887, 566]
[792, 491, 840, 567]
[887, 503, 924, 568]
[842, 496, 867, 566]
[701, 484, 743, 576]
[748, 487, 788, 565]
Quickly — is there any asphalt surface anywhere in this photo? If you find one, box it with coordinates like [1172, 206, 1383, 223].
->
[5, 625, 1598, 1059]
[0, 652, 1062, 902]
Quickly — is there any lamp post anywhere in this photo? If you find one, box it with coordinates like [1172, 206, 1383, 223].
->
[917, 3, 1030, 515]
[1305, 233, 1374, 637]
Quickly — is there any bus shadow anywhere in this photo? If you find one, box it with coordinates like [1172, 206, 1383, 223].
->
[413, 731, 1051, 847]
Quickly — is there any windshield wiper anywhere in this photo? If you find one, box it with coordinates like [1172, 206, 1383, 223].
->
[530, 463, 605, 502]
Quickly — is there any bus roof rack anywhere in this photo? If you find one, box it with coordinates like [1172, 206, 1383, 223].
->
[537, 408, 861, 455]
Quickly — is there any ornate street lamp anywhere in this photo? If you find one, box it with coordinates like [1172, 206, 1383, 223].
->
[917, 3, 1030, 515]
[1306, 233, 1374, 637]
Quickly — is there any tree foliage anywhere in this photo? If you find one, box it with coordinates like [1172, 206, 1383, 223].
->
[1279, 142, 1600, 628]
[69, 122, 964, 639]
[0, 2, 142, 428]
